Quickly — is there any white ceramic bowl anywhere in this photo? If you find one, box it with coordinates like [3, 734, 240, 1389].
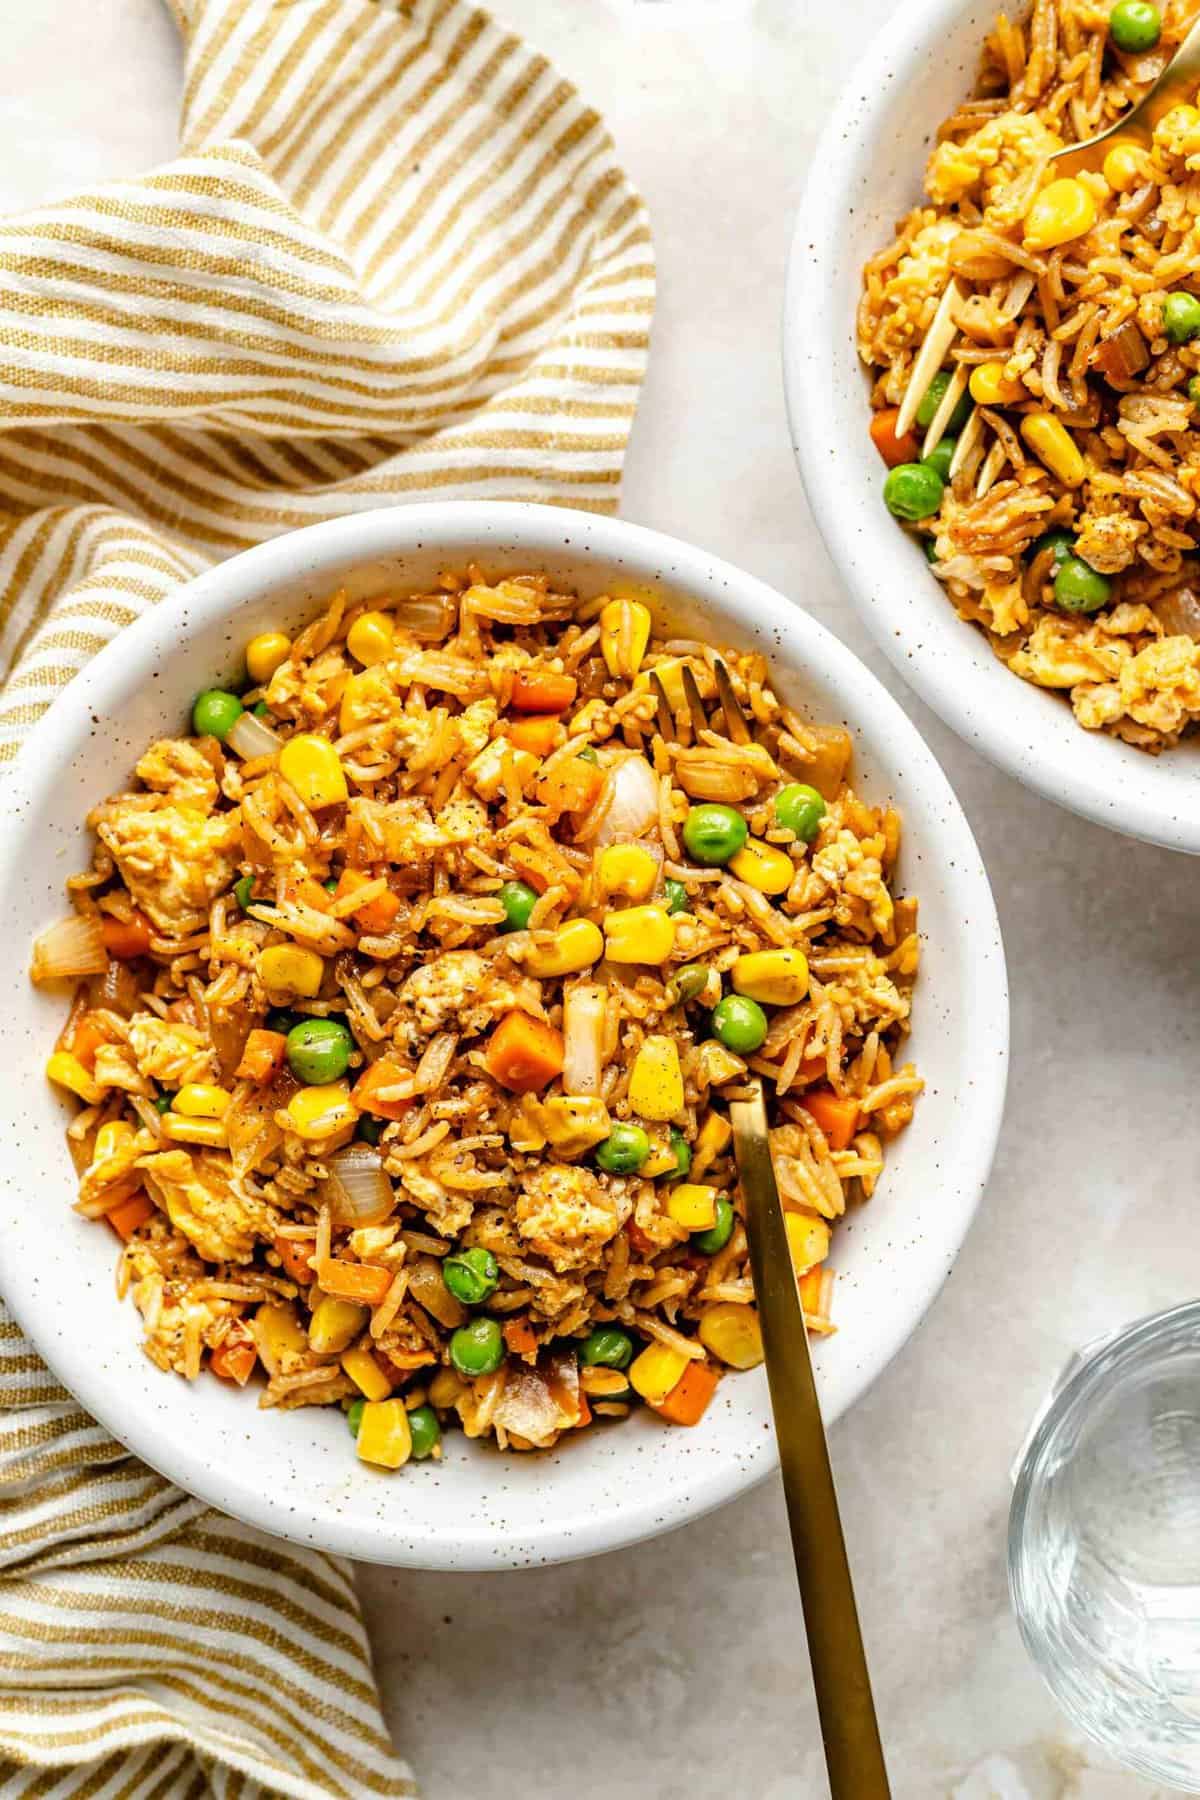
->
[0, 502, 1007, 1570]
[784, 1, 1200, 853]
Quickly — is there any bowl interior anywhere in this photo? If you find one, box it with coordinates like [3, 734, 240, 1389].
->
[784, 0, 1200, 852]
[0, 504, 1007, 1569]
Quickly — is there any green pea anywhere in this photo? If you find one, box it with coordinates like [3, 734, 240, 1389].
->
[692, 1196, 735, 1255]
[191, 688, 244, 742]
[923, 538, 940, 565]
[595, 1123, 651, 1175]
[666, 1127, 691, 1182]
[357, 1116, 384, 1146]
[285, 1017, 353, 1085]
[265, 1008, 302, 1036]
[1054, 557, 1112, 613]
[671, 964, 710, 1004]
[407, 1404, 441, 1460]
[346, 1398, 366, 1437]
[1188, 376, 1200, 407]
[498, 879, 538, 931]
[576, 745, 599, 765]
[711, 993, 768, 1054]
[252, 700, 270, 719]
[442, 1247, 499, 1306]
[233, 874, 255, 912]
[775, 783, 826, 844]
[883, 461, 944, 522]
[916, 369, 973, 434]
[1110, 0, 1160, 50]
[449, 1317, 504, 1377]
[154, 1090, 175, 1114]
[922, 436, 956, 483]
[324, 876, 339, 894]
[1029, 529, 1076, 570]
[664, 877, 691, 915]
[1163, 291, 1200, 345]
[682, 803, 748, 866]
[580, 1326, 634, 1370]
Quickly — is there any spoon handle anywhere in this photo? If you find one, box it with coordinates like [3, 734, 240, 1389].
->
[730, 1085, 891, 1800]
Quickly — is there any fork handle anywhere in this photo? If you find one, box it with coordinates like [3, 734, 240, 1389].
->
[732, 1090, 891, 1799]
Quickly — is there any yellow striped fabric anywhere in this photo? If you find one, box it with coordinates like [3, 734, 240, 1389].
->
[0, 0, 652, 1791]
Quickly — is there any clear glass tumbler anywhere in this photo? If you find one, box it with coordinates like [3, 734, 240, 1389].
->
[1010, 1301, 1200, 1791]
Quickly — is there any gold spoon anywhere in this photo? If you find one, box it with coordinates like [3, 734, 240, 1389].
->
[1050, 11, 1200, 174]
[730, 1083, 891, 1800]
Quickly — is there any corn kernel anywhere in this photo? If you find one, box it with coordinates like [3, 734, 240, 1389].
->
[356, 1397, 412, 1469]
[308, 1296, 367, 1354]
[580, 1365, 632, 1398]
[640, 1134, 681, 1178]
[1020, 410, 1086, 488]
[254, 1301, 309, 1365]
[697, 1040, 747, 1086]
[259, 943, 325, 1000]
[1023, 176, 1096, 251]
[538, 1094, 612, 1155]
[428, 1367, 465, 1409]
[245, 631, 291, 685]
[785, 1211, 831, 1278]
[161, 1114, 228, 1147]
[599, 597, 653, 678]
[968, 361, 1025, 407]
[634, 656, 688, 711]
[524, 918, 604, 978]
[628, 1034, 685, 1121]
[173, 1082, 231, 1119]
[629, 1342, 691, 1405]
[603, 904, 675, 964]
[346, 611, 395, 668]
[287, 1081, 357, 1142]
[341, 1346, 394, 1400]
[597, 843, 659, 902]
[699, 1302, 764, 1370]
[46, 1050, 103, 1105]
[731, 948, 809, 1007]
[278, 733, 348, 809]
[92, 1120, 134, 1164]
[1102, 140, 1142, 194]
[666, 1183, 720, 1230]
[691, 1111, 732, 1178]
[728, 837, 794, 895]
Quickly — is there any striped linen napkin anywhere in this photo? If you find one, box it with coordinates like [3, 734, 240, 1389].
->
[0, 0, 653, 1791]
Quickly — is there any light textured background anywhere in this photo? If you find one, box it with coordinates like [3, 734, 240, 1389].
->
[5, 2, 1194, 1795]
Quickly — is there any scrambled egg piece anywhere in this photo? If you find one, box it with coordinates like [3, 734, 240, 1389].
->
[868, 216, 961, 363]
[1010, 616, 1132, 688]
[78, 1126, 154, 1213]
[1072, 507, 1147, 576]
[91, 1043, 154, 1096]
[137, 1148, 274, 1263]
[127, 1013, 215, 1087]
[514, 1165, 622, 1271]
[92, 798, 242, 935]
[135, 738, 219, 813]
[805, 827, 895, 940]
[396, 951, 526, 1040]
[1080, 635, 1200, 737]
[926, 111, 1061, 208]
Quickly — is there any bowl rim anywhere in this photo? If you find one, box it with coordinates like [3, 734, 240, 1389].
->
[0, 500, 1009, 1566]
[782, 3, 1200, 856]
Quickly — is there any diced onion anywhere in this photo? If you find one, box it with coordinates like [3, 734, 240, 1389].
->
[406, 1255, 467, 1328]
[325, 1145, 395, 1227]
[562, 984, 607, 1095]
[30, 914, 107, 984]
[395, 593, 458, 640]
[225, 710, 284, 761]
[593, 754, 660, 846]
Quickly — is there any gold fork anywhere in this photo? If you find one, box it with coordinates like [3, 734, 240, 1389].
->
[652, 661, 891, 1798]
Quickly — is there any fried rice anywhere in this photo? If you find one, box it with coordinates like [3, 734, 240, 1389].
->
[31, 568, 922, 1469]
[859, 0, 1200, 750]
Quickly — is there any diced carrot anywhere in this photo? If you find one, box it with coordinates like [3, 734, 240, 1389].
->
[507, 715, 559, 755]
[236, 1028, 288, 1084]
[210, 1339, 257, 1386]
[535, 758, 604, 815]
[317, 1259, 394, 1305]
[799, 1266, 833, 1316]
[352, 1056, 413, 1121]
[484, 1011, 564, 1094]
[508, 842, 582, 900]
[803, 1088, 859, 1151]
[335, 868, 401, 935]
[282, 874, 332, 913]
[105, 1191, 154, 1241]
[274, 1234, 316, 1285]
[869, 407, 919, 469]
[70, 1015, 111, 1071]
[510, 670, 577, 714]
[101, 911, 153, 960]
[504, 1317, 538, 1356]
[574, 1391, 592, 1428]
[651, 1359, 720, 1426]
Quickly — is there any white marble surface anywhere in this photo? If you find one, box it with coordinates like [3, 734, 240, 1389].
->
[6, 1, 1197, 1794]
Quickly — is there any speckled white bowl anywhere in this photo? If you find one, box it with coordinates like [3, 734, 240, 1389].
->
[0, 503, 1007, 1570]
[784, 0, 1200, 852]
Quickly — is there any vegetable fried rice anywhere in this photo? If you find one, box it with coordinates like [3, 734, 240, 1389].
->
[860, 0, 1200, 751]
[31, 570, 922, 1471]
